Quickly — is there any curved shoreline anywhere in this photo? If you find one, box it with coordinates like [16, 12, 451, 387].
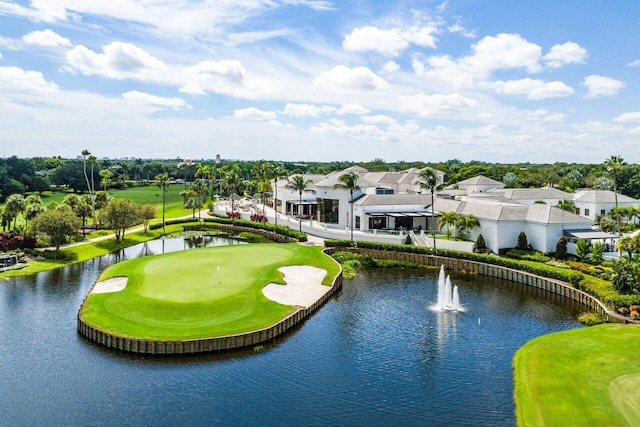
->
[77, 248, 343, 354]
[78, 246, 630, 354]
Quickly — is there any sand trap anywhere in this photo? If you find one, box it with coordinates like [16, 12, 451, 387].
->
[91, 277, 128, 294]
[262, 266, 329, 308]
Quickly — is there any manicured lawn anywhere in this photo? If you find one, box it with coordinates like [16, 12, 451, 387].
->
[80, 243, 340, 340]
[514, 323, 640, 426]
[106, 184, 192, 219]
[0, 222, 196, 279]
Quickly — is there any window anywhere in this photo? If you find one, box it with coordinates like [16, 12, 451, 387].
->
[600, 209, 606, 216]
[355, 216, 360, 229]
[584, 208, 590, 216]
[369, 216, 387, 229]
[376, 187, 394, 195]
[317, 198, 339, 223]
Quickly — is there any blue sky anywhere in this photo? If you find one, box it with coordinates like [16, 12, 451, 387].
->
[0, 0, 638, 163]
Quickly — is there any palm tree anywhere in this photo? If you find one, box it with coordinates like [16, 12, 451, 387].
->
[604, 155, 626, 237]
[195, 163, 213, 198]
[81, 149, 91, 195]
[418, 168, 440, 250]
[456, 214, 479, 241]
[134, 158, 143, 185]
[99, 169, 113, 191]
[24, 194, 44, 234]
[191, 179, 208, 220]
[155, 172, 170, 234]
[270, 163, 287, 227]
[333, 172, 360, 244]
[438, 211, 457, 240]
[180, 189, 199, 218]
[223, 164, 241, 214]
[5, 194, 25, 230]
[286, 174, 315, 233]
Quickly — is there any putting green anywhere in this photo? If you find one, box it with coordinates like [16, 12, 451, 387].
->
[79, 243, 340, 340]
[514, 323, 640, 426]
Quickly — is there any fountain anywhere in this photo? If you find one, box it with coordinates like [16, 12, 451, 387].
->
[435, 265, 462, 311]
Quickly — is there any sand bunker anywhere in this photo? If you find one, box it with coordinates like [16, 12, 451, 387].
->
[91, 277, 128, 294]
[262, 266, 328, 308]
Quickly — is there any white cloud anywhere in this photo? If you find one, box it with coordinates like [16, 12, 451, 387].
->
[121, 91, 189, 110]
[543, 42, 587, 68]
[530, 109, 565, 122]
[181, 59, 281, 98]
[469, 33, 542, 74]
[0, 0, 69, 23]
[0, 65, 58, 92]
[283, 103, 336, 117]
[22, 29, 72, 47]
[493, 78, 574, 100]
[613, 112, 640, 123]
[626, 59, 640, 67]
[336, 104, 370, 115]
[233, 107, 277, 121]
[280, 0, 335, 11]
[66, 42, 168, 80]
[399, 93, 478, 117]
[343, 26, 408, 56]
[343, 24, 438, 56]
[0, 52, 3, 59]
[361, 115, 397, 125]
[380, 61, 400, 74]
[313, 65, 388, 93]
[448, 22, 476, 38]
[583, 75, 624, 97]
[414, 33, 543, 88]
[573, 120, 622, 133]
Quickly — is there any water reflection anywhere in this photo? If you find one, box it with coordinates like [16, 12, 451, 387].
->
[0, 245, 583, 426]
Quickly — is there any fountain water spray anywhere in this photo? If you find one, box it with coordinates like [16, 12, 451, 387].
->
[435, 265, 462, 311]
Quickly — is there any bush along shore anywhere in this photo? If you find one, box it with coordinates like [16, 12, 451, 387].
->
[324, 239, 640, 313]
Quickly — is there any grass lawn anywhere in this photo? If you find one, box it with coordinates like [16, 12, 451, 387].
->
[106, 184, 192, 220]
[0, 222, 197, 279]
[514, 323, 640, 426]
[80, 243, 340, 340]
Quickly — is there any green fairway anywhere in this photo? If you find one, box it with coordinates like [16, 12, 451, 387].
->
[107, 184, 192, 219]
[514, 323, 640, 427]
[80, 243, 340, 340]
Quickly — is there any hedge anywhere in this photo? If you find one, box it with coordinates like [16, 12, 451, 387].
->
[150, 217, 307, 242]
[324, 239, 638, 308]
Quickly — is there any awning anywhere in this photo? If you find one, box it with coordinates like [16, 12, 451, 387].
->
[366, 212, 436, 218]
[564, 230, 618, 240]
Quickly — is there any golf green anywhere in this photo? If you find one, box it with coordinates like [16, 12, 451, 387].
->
[514, 323, 640, 426]
[79, 243, 340, 340]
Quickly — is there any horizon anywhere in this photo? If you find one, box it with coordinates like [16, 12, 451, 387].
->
[1, 1, 638, 163]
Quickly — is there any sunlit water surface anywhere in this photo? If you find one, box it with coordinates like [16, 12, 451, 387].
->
[0, 238, 583, 426]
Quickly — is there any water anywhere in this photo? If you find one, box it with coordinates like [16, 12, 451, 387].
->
[0, 239, 583, 426]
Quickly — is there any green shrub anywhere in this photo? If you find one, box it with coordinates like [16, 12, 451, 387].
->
[506, 249, 551, 263]
[517, 231, 528, 251]
[577, 312, 607, 326]
[555, 236, 568, 260]
[324, 239, 354, 248]
[476, 233, 486, 249]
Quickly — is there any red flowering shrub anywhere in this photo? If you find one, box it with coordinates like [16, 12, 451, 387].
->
[250, 213, 268, 223]
[226, 211, 241, 219]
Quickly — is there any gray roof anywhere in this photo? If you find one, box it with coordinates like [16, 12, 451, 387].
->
[573, 190, 638, 204]
[491, 186, 572, 201]
[355, 194, 431, 206]
[458, 175, 504, 186]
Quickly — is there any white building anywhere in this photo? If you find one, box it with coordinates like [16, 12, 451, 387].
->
[269, 167, 634, 254]
[573, 190, 639, 220]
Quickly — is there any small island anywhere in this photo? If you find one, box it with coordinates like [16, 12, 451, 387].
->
[78, 243, 342, 353]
